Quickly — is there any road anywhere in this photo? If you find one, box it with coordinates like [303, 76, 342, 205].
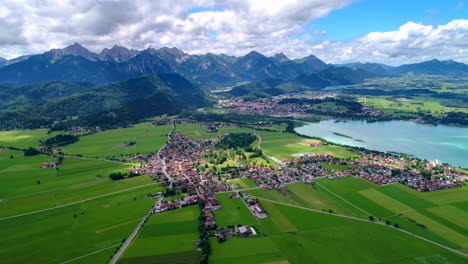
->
[0, 183, 157, 221]
[108, 197, 162, 264]
[252, 196, 468, 258]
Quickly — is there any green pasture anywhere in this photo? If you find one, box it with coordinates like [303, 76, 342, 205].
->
[0, 185, 156, 264]
[315, 177, 468, 253]
[0, 151, 159, 217]
[210, 198, 467, 263]
[0, 129, 50, 149]
[256, 130, 358, 159]
[62, 123, 172, 158]
[214, 193, 259, 229]
[227, 178, 258, 189]
[363, 96, 468, 116]
[121, 205, 200, 264]
[174, 123, 253, 140]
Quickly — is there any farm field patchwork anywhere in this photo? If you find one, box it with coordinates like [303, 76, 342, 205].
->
[120, 205, 201, 264]
[0, 151, 158, 217]
[210, 199, 467, 263]
[62, 122, 172, 158]
[0, 185, 156, 264]
[315, 177, 468, 253]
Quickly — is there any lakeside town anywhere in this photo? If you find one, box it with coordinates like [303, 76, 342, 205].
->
[116, 119, 466, 241]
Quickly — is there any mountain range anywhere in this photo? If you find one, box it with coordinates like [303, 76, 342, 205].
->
[1, 43, 467, 88]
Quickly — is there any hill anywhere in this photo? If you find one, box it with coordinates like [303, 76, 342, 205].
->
[0, 74, 210, 130]
[390, 59, 468, 76]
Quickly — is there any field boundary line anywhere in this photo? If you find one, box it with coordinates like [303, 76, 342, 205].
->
[60, 244, 120, 264]
[314, 181, 372, 216]
[0, 183, 157, 221]
[256, 196, 468, 258]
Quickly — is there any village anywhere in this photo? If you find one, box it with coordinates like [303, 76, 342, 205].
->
[119, 120, 466, 246]
[216, 95, 384, 118]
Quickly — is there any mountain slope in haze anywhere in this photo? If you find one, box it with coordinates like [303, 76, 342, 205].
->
[390, 59, 468, 76]
[340, 62, 392, 76]
[0, 74, 210, 130]
[0, 81, 93, 110]
[226, 66, 377, 99]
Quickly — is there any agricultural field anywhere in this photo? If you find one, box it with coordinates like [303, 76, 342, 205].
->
[214, 193, 259, 229]
[0, 149, 159, 217]
[62, 122, 173, 158]
[0, 129, 50, 149]
[120, 205, 201, 264]
[246, 182, 352, 216]
[175, 123, 253, 140]
[210, 199, 467, 263]
[227, 178, 258, 189]
[0, 185, 156, 264]
[315, 177, 468, 253]
[256, 130, 359, 159]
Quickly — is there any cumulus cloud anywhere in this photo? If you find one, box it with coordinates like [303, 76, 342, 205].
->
[0, 0, 467, 65]
[308, 20, 468, 65]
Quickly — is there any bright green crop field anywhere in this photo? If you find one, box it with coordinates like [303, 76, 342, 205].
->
[62, 123, 173, 158]
[0, 150, 159, 218]
[214, 193, 259, 230]
[0, 129, 50, 149]
[315, 177, 468, 253]
[256, 130, 359, 159]
[175, 123, 253, 139]
[210, 199, 467, 263]
[0, 185, 156, 264]
[120, 205, 201, 264]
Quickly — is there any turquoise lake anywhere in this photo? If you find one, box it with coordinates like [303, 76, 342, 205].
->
[295, 120, 468, 168]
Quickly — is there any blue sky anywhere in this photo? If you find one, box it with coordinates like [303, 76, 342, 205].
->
[309, 0, 467, 40]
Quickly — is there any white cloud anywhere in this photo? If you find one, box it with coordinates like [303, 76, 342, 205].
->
[0, 0, 353, 58]
[307, 20, 468, 65]
[0, 0, 467, 66]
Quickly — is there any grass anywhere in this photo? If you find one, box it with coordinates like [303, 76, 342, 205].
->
[227, 178, 258, 189]
[62, 122, 172, 158]
[0, 150, 159, 217]
[320, 162, 354, 171]
[316, 177, 468, 253]
[214, 193, 259, 229]
[210, 199, 468, 263]
[256, 130, 359, 159]
[0, 185, 156, 264]
[175, 123, 253, 140]
[0, 129, 50, 149]
[121, 205, 200, 264]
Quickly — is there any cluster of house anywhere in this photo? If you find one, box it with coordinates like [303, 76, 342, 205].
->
[216, 95, 383, 118]
[66, 126, 101, 133]
[242, 194, 268, 218]
[41, 162, 57, 168]
[215, 225, 258, 242]
[154, 194, 198, 213]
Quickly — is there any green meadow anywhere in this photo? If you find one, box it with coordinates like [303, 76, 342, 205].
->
[175, 123, 253, 139]
[0, 129, 50, 149]
[62, 122, 173, 158]
[120, 205, 201, 264]
[214, 193, 259, 229]
[227, 178, 258, 189]
[0, 185, 156, 264]
[0, 150, 160, 217]
[256, 130, 359, 159]
[210, 199, 467, 263]
[315, 177, 468, 253]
